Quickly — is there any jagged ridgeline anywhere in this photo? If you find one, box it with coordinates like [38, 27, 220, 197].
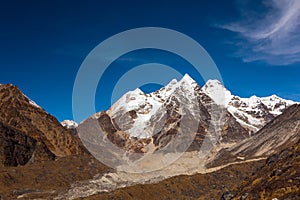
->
[79, 74, 295, 155]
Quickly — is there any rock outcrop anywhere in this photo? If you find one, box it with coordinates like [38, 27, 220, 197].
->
[0, 84, 85, 166]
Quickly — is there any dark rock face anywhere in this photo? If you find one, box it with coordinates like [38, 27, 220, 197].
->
[79, 112, 151, 155]
[97, 112, 117, 135]
[152, 94, 195, 151]
[68, 128, 78, 136]
[0, 122, 36, 166]
[220, 112, 249, 143]
[0, 122, 55, 166]
[0, 84, 85, 166]
[197, 90, 249, 143]
[97, 112, 129, 149]
[145, 85, 212, 152]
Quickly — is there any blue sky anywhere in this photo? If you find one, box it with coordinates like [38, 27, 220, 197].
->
[1, 0, 300, 122]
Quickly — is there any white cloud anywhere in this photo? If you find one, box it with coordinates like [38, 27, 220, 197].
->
[220, 0, 300, 65]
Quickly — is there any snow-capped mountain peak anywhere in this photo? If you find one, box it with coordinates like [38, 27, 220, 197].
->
[179, 73, 196, 85]
[202, 80, 297, 132]
[105, 74, 200, 138]
[61, 120, 78, 129]
[260, 94, 295, 115]
[205, 79, 223, 86]
[202, 79, 232, 106]
[104, 75, 297, 138]
[132, 88, 144, 95]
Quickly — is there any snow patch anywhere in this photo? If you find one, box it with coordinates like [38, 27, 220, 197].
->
[61, 120, 78, 129]
[24, 94, 41, 108]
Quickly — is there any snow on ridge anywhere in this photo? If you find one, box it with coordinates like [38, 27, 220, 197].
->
[23, 94, 41, 108]
[201, 79, 298, 132]
[180, 73, 196, 85]
[202, 79, 232, 106]
[107, 87, 147, 118]
[105, 75, 298, 137]
[106, 74, 199, 138]
[202, 79, 297, 110]
[61, 120, 78, 129]
[109, 74, 197, 117]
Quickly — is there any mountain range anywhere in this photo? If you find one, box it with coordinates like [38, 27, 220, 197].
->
[0, 76, 299, 199]
[76, 74, 295, 160]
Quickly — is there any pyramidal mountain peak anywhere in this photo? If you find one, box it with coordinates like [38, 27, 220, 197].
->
[180, 73, 196, 84]
[105, 74, 201, 138]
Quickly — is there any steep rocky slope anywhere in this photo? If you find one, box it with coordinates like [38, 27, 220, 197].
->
[207, 104, 300, 168]
[0, 84, 85, 166]
[0, 121, 55, 167]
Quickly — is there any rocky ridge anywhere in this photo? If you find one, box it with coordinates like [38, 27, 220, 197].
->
[0, 84, 85, 166]
[207, 104, 300, 168]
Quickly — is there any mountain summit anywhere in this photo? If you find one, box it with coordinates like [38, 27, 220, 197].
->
[202, 79, 296, 132]
[106, 73, 198, 139]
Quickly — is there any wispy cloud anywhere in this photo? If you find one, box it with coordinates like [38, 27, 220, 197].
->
[220, 0, 300, 65]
